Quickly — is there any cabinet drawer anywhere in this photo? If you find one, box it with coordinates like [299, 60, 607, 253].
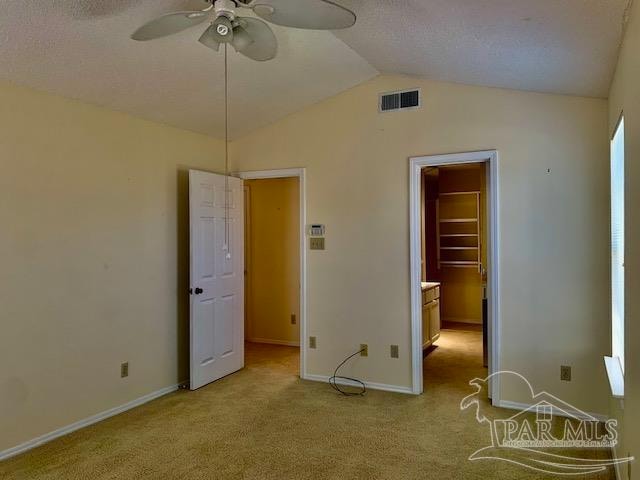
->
[423, 288, 437, 304]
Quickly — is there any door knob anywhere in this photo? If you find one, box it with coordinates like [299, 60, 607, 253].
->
[194, 287, 203, 295]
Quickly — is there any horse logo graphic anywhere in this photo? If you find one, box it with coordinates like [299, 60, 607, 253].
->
[460, 371, 634, 476]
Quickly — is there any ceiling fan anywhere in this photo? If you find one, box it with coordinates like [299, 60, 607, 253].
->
[131, 0, 356, 247]
[131, 0, 357, 62]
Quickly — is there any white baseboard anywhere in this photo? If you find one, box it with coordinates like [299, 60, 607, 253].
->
[0, 382, 184, 462]
[303, 374, 414, 395]
[248, 338, 300, 347]
[495, 399, 608, 422]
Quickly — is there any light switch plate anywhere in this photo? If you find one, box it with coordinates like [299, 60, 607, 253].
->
[561, 365, 571, 381]
[309, 336, 317, 349]
[309, 224, 326, 236]
[390, 345, 399, 358]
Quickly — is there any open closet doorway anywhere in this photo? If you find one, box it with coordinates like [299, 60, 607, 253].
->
[410, 151, 500, 403]
[241, 170, 305, 377]
[423, 163, 487, 376]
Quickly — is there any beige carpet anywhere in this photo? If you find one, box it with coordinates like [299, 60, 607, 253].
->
[1, 332, 614, 479]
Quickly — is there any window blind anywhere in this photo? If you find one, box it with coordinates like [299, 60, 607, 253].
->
[611, 117, 625, 372]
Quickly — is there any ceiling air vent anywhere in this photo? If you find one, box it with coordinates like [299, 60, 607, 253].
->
[379, 89, 421, 113]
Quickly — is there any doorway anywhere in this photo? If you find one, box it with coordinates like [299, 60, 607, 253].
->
[239, 169, 307, 378]
[409, 151, 500, 402]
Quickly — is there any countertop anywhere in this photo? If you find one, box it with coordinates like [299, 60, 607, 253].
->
[421, 282, 441, 291]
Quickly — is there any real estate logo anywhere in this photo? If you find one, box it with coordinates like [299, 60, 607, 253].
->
[460, 371, 634, 476]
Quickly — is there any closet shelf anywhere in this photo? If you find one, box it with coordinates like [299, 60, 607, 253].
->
[440, 247, 478, 250]
[439, 218, 478, 223]
[440, 234, 479, 237]
[440, 261, 479, 266]
[439, 191, 481, 196]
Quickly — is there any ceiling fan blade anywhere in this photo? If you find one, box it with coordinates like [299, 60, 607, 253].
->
[235, 17, 277, 62]
[131, 10, 211, 41]
[198, 25, 221, 51]
[251, 0, 356, 30]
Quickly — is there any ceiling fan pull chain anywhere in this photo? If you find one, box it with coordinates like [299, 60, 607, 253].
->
[224, 42, 230, 252]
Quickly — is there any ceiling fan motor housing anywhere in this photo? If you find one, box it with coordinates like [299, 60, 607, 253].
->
[214, 0, 237, 19]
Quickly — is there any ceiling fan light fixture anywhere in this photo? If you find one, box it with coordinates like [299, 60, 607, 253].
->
[213, 15, 234, 42]
[231, 25, 254, 52]
[198, 25, 221, 50]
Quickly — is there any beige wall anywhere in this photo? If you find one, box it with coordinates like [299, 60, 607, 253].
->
[608, 0, 640, 474]
[245, 178, 300, 346]
[0, 81, 223, 452]
[0, 68, 618, 454]
[231, 74, 611, 414]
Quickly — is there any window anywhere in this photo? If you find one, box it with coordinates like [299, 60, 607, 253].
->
[536, 404, 553, 422]
[611, 116, 625, 373]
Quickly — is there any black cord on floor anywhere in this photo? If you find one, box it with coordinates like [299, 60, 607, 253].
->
[328, 349, 366, 396]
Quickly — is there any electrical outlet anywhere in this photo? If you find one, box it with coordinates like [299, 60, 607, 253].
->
[309, 336, 317, 349]
[121, 362, 129, 378]
[390, 345, 399, 358]
[310, 237, 325, 250]
[360, 344, 368, 357]
[291, 314, 297, 325]
[560, 365, 571, 382]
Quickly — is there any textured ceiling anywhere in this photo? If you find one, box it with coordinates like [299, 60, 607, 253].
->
[0, 1, 629, 140]
[0, 0, 377, 139]
[336, 0, 629, 98]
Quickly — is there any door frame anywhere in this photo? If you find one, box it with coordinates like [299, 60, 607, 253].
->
[409, 151, 501, 403]
[237, 168, 307, 379]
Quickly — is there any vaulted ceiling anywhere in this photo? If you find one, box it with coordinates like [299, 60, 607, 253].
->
[0, 0, 630, 139]
[336, 0, 629, 98]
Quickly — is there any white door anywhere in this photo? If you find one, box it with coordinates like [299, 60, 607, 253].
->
[189, 170, 244, 390]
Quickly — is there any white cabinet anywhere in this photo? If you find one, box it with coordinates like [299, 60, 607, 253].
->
[422, 302, 431, 347]
[422, 284, 441, 349]
[428, 299, 440, 342]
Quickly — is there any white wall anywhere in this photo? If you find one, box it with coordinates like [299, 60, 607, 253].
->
[608, 0, 640, 474]
[0, 81, 223, 452]
[232, 74, 611, 414]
